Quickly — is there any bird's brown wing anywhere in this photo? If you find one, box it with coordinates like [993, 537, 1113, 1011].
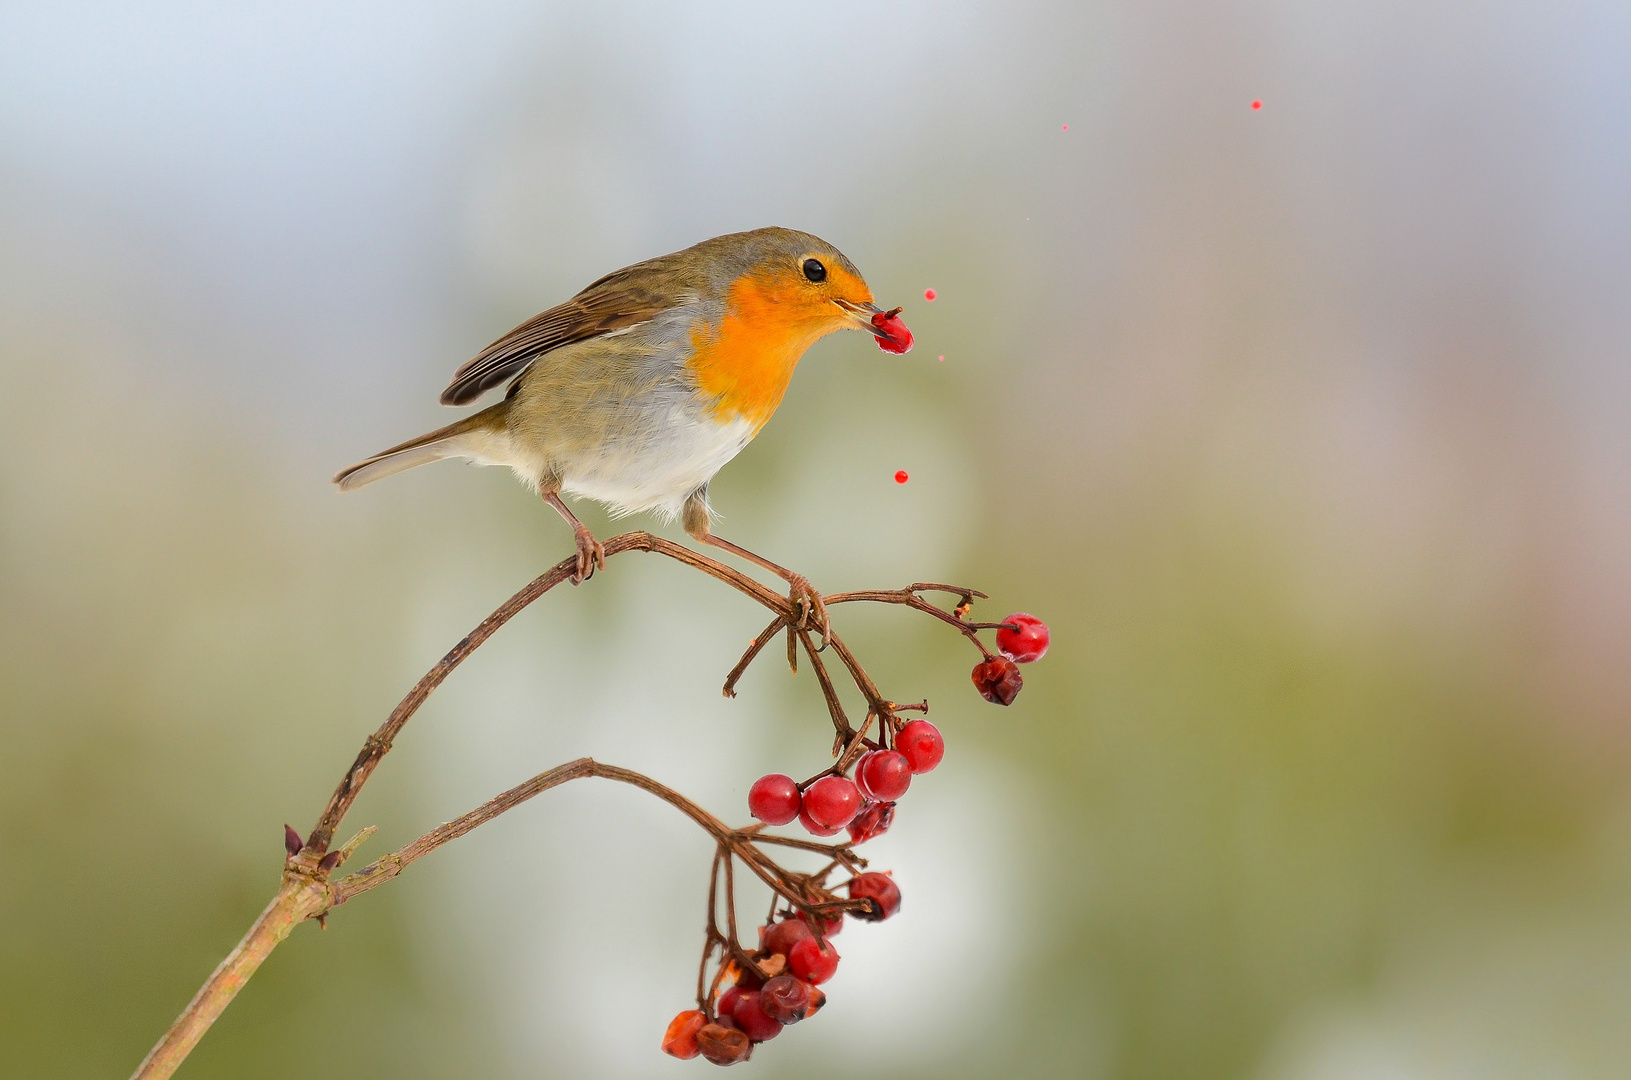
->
[440, 268, 677, 406]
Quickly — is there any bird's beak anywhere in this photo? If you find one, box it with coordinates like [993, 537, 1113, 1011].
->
[833, 298, 889, 337]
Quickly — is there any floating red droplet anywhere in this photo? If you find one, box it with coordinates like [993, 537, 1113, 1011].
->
[1251, 99, 1262, 110]
[894, 470, 909, 484]
[924, 288, 936, 301]
[937, 354, 945, 362]
[1062, 124, 1069, 131]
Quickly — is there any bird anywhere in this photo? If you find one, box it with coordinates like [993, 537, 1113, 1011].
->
[332, 226, 906, 634]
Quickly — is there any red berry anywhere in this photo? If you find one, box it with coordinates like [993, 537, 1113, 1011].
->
[870, 309, 914, 354]
[802, 909, 843, 938]
[763, 917, 813, 958]
[731, 990, 784, 1042]
[972, 656, 1023, 705]
[662, 1009, 707, 1059]
[848, 872, 902, 921]
[894, 469, 909, 483]
[847, 800, 895, 843]
[1251, 99, 1263, 110]
[924, 288, 937, 301]
[798, 805, 843, 836]
[717, 986, 744, 1018]
[802, 775, 861, 830]
[788, 937, 840, 985]
[758, 975, 813, 1024]
[697, 1021, 752, 1065]
[896, 719, 945, 774]
[995, 612, 1050, 663]
[858, 750, 912, 801]
[747, 773, 800, 825]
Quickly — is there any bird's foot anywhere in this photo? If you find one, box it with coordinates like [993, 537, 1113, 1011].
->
[785, 572, 829, 646]
[570, 524, 606, 584]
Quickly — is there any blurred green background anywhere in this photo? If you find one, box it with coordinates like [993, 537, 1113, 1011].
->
[4, 3, 1630, 1077]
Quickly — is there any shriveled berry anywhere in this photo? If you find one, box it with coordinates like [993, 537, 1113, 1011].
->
[896, 719, 945, 774]
[972, 656, 1023, 705]
[871, 308, 914, 354]
[763, 917, 814, 958]
[995, 612, 1050, 663]
[802, 775, 861, 830]
[731, 989, 784, 1042]
[748, 773, 801, 825]
[848, 872, 902, 921]
[697, 1021, 752, 1065]
[759, 975, 813, 1024]
[662, 1009, 707, 1059]
[848, 799, 895, 843]
[858, 749, 912, 801]
[788, 937, 840, 985]
[717, 985, 744, 1017]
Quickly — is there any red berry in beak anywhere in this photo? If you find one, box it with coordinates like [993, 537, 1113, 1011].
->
[972, 656, 1023, 705]
[995, 612, 1050, 663]
[871, 308, 914, 354]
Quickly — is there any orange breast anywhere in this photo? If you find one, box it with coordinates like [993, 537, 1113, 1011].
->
[687, 274, 837, 431]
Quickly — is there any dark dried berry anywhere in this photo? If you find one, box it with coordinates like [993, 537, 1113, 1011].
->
[759, 975, 813, 1024]
[697, 1021, 752, 1065]
[972, 656, 1023, 705]
[847, 800, 895, 844]
[848, 872, 902, 921]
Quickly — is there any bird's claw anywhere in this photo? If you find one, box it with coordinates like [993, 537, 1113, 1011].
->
[570, 526, 606, 585]
[786, 573, 829, 648]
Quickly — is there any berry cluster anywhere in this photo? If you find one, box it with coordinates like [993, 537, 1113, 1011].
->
[662, 602, 1047, 1066]
[662, 874, 901, 1065]
[746, 715, 943, 842]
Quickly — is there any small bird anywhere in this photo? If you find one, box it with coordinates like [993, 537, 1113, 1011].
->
[334, 226, 906, 632]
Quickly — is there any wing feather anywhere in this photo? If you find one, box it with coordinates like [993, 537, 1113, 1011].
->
[440, 269, 678, 406]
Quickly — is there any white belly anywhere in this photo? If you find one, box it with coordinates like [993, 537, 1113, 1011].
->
[559, 414, 756, 519]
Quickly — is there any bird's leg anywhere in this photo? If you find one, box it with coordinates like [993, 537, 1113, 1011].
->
[683, 490, 827, 644]
[540, 487, 605, 584]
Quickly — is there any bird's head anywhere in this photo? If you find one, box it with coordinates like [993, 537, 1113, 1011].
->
[709, 227, 907, 349]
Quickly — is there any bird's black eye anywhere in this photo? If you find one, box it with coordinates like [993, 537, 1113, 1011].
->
[802, 258, 827, 283]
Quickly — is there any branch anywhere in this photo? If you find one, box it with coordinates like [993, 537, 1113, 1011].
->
[132, 533, 1017, 1079]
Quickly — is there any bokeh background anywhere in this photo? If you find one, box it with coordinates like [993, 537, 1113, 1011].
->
[3, 2, 1630, 1077]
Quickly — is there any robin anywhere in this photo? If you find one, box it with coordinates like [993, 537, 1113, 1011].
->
[333, 226, 909, 634]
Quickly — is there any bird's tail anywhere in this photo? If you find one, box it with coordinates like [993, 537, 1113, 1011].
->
[332, 402, 509, 491]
